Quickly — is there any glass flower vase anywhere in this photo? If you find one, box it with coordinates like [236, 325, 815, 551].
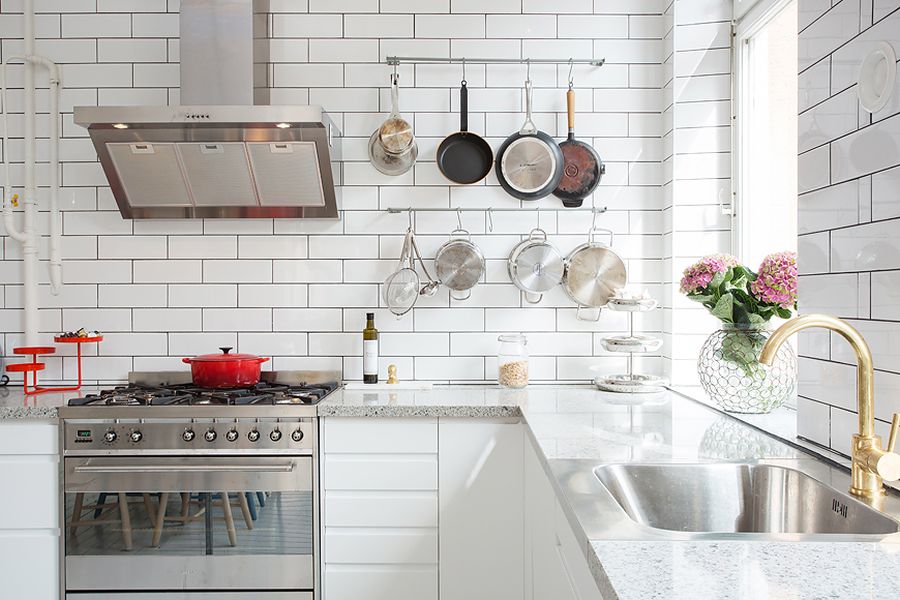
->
[697, 323, 796, 414]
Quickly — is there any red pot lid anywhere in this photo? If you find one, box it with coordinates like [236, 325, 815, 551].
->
[188, 347, 262, 362]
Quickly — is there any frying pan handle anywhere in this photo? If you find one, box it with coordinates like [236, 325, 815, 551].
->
[567, 88, 575, 133]
[589, 227, 614, 247]
[390, 74, 400, 118]
[460, 82, 468, 133]
[576, 305, 602, 322]
[520, 79, 537, 135]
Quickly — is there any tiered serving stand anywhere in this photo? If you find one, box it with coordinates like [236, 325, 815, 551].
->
[6, 335, 103, 395]
[593, 297, 668, 393]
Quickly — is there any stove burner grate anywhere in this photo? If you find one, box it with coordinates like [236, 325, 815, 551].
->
[68, 381, 339, 407]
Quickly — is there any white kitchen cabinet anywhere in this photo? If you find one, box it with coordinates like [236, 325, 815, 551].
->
[439, 419, 524, 600]
[0, 421, 60, 600]
[322, 418, 439, 600]
[524, 434, 603, 600]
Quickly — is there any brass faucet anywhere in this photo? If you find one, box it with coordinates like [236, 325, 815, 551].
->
[759, 314, 900, 498]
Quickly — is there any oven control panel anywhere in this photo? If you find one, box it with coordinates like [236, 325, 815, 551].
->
[64, 418, 315, 455]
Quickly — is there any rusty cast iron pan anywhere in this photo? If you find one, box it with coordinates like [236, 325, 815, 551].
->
[553, 88, 605, 208]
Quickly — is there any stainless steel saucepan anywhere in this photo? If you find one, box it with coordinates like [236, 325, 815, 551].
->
[563, 227, 626, 321]
[435, 228, 485, 301]
[507, 228, 564, 304]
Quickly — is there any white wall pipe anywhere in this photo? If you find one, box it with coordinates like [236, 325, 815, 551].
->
[35, 56, 62, 296]
[21, 0, 39, 346]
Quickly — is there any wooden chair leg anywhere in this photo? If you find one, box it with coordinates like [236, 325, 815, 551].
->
[69, 493, 85, 537]
[180, 493, 190, 518]
[118, 493, 133, 551]
[152, 492, 169, 547]
[220, 492, 236, 547]
[237, 493, 254, 530]
[142, 493, 157, 524]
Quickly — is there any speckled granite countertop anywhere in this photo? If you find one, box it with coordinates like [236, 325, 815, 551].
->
[0, 386, 95, 420]
[5, 383, 900, 598]
[322, 385, 900, 600]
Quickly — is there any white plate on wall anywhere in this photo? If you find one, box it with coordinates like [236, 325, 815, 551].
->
[858, 41, 897, 114]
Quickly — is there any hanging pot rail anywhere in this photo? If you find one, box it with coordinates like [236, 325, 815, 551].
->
[384, 56, 605, 67]
[385, 207, 607, 214]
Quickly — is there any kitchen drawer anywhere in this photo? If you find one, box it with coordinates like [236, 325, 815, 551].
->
[68, 594, 312, 600]
[0, 422, 58, 455]
[0, 531, 59, 598]
[324, 565, 438, 600]
[0, 455, 59, 529]
[325, 527, 438, 564]
[324, 491, 438, 527]
[323, 418, 437, 454]
[555, 500, 603, 600]
[324, 454, 437, 491]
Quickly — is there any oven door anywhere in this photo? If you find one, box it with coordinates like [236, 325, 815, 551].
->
[63, 456, 314, 592]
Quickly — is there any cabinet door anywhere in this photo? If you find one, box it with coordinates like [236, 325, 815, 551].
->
[0, 531, 59, 599]
[525, 436, 576, 600]
[439, 420, 524, 600]
[555, 501, 604, 600]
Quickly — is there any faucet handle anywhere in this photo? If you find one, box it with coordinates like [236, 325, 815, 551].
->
[888, 413, 900, 454]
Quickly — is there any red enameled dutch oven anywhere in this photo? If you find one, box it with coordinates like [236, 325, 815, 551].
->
[182, 347, 270, 388]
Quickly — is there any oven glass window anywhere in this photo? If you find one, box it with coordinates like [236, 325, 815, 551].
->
[65, 490, 312, 556]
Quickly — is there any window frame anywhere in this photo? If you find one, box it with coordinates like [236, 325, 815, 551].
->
[731, 0, 797, 260]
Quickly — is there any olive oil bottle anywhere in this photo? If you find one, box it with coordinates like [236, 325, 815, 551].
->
[363, 312, 379, 384]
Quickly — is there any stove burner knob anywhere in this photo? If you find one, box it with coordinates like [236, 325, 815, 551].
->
[130, 430, 143, 444]
[248, 429, 261, 442]
[291, 429, 304, 442]
[103, 429, 117, 443]
[182, 429, 195, 442]
[226, 429, 239, 442]
[270, 429, 283, 442]
[204, 429, 217, 442]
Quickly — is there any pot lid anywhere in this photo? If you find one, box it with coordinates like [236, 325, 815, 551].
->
[565, 245, 626, 307]
[189, 347, 263, 362]
[514, 243, 564, 292]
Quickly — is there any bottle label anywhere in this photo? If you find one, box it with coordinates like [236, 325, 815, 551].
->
[363, 340, 379, 375]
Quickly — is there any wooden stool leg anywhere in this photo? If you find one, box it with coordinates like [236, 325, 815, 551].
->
[69, 493, 85, 537]
[118, 493, 133, 551]
[237, 493, 253, 530]
[180, 493, 190, 518]
[220, 492, 236, 547]
[152, 493, 169, 547]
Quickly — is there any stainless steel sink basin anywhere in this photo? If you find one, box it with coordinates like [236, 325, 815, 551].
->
[594, 463, 900, 535]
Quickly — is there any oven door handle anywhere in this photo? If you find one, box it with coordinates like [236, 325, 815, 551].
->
[74, 462, 296, 474]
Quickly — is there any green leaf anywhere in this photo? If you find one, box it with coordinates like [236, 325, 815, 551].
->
[776, 307, 793, 319]
[747, 313, 766, 325]
[690, 294, 714, 304]
[710, 292, 734, 322]
[709, 270, 727, 289]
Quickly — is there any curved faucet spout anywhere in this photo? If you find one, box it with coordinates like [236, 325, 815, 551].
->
[760, 313, 874, 438]
[761, 314, 900, 498]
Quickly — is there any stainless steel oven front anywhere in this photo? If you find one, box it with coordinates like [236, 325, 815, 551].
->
[61, 414, 318, 599]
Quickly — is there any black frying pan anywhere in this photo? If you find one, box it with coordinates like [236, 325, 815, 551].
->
[553, 88, 604, 208]
[437, 81, 493, 185]
[495, 79, 564, 201]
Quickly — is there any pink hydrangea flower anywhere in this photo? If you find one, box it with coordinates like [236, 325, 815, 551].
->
[679, 254, 739, 294]
[751, 251, 798, 309]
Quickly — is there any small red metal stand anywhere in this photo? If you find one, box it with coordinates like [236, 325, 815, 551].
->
[7, 336, 103, 395]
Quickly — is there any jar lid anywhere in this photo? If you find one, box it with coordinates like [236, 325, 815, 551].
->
[498, 333, 527, 344]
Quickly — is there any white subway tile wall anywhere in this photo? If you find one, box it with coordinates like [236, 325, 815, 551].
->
[796, 0, 900, 455]
[1, 0, 727, 383]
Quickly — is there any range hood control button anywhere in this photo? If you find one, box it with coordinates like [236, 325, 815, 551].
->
[204, 429, 217, 442]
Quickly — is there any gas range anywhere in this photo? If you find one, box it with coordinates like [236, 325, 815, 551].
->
[59, 371, 342, 454]
[59, 371, 335, 596]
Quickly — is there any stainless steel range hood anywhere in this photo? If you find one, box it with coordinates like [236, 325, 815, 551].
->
[74, 0, 341, 219]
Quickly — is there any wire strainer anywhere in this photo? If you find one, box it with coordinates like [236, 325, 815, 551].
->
[383, 228, 420, 317]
